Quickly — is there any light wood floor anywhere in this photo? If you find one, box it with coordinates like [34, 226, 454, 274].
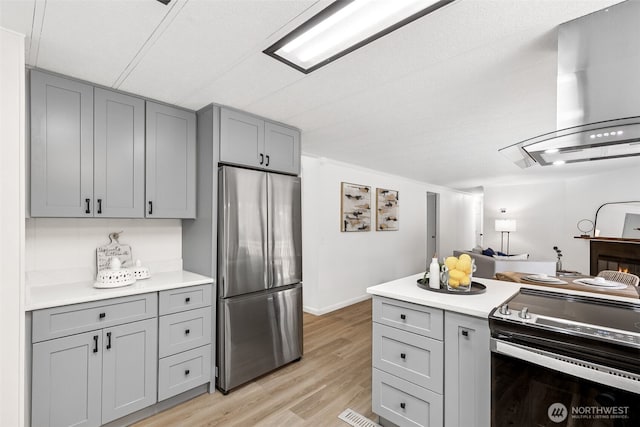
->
[133, 299, 375, 427]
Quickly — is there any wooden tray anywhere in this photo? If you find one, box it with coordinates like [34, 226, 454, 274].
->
[417, 278, 486, 295]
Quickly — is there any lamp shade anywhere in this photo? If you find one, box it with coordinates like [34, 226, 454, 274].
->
[495, 219, 517, 232]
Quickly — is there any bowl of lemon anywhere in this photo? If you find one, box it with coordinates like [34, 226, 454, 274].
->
[444, 253, 476, 292]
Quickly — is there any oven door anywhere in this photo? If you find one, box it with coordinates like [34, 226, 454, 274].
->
[491, 338, 640, 427]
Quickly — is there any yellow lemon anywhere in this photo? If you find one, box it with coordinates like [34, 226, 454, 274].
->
[445, 256, 458, 270]
[460, 275, 471, 285]
[456, 259, 472, 274]
[449, 269, 465, 281]
[449, 279, 460, 287]
[459, 253, 472, 263]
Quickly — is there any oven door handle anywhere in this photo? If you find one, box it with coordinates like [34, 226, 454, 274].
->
[491, 338, 640, 394]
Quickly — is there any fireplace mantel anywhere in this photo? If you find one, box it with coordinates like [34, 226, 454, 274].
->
[575, 236, 640, 243]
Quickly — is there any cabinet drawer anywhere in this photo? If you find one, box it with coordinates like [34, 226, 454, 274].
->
[373, 323, 443, 393]
[373, 368, 443, 427]
[159, 307, 212, 357]
[159, 284, 212, 315]
[158, 344, 212, 401]
[32, 293, 157, 343]
[373, 297, 443, 340]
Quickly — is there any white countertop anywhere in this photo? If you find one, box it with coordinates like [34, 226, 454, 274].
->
[367, 273, 640, 318]
[26, 270, 214, 311]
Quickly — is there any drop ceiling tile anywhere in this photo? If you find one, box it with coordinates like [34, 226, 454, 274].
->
[117, 0, 314, 109]
[35, 0, 169, 87]
[0, 0, 35, 37]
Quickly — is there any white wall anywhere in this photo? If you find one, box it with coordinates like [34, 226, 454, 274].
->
[483, 166, 640, 273]
[301, 156, 477, 315]
[0, 27, 26, 427]
[25, 218, 183, 287]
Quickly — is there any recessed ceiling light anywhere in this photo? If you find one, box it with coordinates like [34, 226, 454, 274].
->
[553, 160, 566, 166]
[264, 0, 456, 73]
[544, 148, 559, 154]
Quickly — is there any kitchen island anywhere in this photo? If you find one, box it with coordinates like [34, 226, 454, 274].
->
[366, 273, 639, 427]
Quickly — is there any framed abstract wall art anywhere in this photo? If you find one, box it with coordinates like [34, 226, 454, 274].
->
[376, 188, 399, 231]
[340, 182, 371, 232]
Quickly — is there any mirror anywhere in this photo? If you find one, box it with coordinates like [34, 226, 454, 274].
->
[594, 202, 640, 238]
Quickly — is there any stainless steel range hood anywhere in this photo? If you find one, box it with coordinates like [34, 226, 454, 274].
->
[500, 0, 640, 167]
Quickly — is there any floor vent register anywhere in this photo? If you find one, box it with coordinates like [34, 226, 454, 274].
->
[338, 408, 381, 427]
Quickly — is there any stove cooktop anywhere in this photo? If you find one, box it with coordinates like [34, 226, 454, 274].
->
[490, 288, 640, 349]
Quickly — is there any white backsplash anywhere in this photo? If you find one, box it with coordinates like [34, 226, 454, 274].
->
[26, 218, 183, 287]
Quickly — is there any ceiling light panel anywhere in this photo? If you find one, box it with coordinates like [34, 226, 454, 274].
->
[264, 0, 455, 73]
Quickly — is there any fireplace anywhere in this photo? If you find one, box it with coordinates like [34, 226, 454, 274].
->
[589, 240, 640, 276]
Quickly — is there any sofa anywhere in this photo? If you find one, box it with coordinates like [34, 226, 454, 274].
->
[453, 250, 556, 279]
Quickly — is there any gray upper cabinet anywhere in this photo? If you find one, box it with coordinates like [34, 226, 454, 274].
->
[30, 70, 197, 219]
[30, 70, 94, 217]
[94, 88, 145, 218]
[146, 101, 196, 219]
[264, 122, 300, 175]
[220, 108, 264, 169]
[219, 107, 300, 175]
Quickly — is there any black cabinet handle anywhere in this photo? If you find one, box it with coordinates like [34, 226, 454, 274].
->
[148, 201, 153, 215]
[99, 312, 106, 319]
[265, 155, 270, 167]
[97, 199, 102, 214]
[462, 330, 469, 337]
[259, 153, 264, 165]
[185, 297, 191, 303]
[400, 403, 406, 409]
[185, 329, 190, 335]
[106, 332, 112, 350]
[85, 198, 91, 214]
[400, 314, 406, 320]
[400, 353, 406, 360]
[185, 369, 190, 376]
[93, 335, 99, 353]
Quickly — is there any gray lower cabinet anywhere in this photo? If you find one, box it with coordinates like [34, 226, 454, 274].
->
[444, 312, 490, 427]
[146, 102, 196, 218]
[32, 331, 102, 427]
[372, 297, 490, 427]
[157, 284, 213, 401]
[30, 70, 94, 217]
[31, 294, 158, 427]
[372, 297, 444, 427]
[101, 318, 157, 424]
[93, 88, 145, 218]
[219, 107, 300, 175]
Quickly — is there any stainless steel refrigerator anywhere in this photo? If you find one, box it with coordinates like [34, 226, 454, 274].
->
[217, 166, 302, 393]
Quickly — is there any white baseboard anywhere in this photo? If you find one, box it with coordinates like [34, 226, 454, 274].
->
[303, 294, 372, 316]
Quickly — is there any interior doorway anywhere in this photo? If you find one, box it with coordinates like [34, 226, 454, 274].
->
[427, 192, 439, 260]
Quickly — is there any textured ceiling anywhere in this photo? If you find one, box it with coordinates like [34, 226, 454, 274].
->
[1, 0, 635, 189]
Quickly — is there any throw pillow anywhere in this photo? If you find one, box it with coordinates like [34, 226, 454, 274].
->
[482, 247, 496, 257]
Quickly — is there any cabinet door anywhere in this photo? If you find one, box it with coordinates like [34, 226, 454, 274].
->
[94, 88, 145, 218]
[32, 331, 102, 427]
[30, 70, 94, 217]
[101, 318, 157, 424]
[146, 102, 196, 218]
[444, 312, 490, 427]
[219, 107, 265, 169]
[264, 122, 300, 175]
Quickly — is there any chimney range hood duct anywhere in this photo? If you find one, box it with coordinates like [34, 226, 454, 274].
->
[500, 0, 640, 168]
